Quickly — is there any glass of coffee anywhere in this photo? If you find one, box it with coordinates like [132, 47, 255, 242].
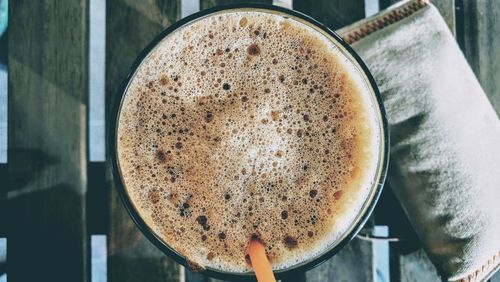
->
[109, 3, 389, 281]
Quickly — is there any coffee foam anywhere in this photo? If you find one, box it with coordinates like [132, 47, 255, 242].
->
[117, 10, 381, 273]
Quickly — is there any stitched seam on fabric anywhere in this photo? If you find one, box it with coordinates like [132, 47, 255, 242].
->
[459, 251, 500, 282]
[340, 0, 429, 44]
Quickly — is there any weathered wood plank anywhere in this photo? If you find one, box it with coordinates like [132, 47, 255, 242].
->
[105, 1, 182, 281]
[458, 0, 500, 115]
[201, 0, 272, 10]
[399, 249, 441, 282]
[431, 0, 455, 35]
[0, 164, 5, 237]
[374, 184, 422, 281]
[492, 270, 500, 282]
[302, 236, 375, 282]
[379, 0, 399, 9]
[0, 20, 6, 240]
[293, 0, 365, 30]
[0, 30, 6, 167]
[206, 277, 228, 282]
[272, 0, 292, 9]
[7, 0, 88, 281]
[88, 162, 108, 234]
[187, 270, 208, 282]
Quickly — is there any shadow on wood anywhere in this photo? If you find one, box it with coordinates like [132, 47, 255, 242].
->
[201, 0, 272, 10]
[105, 1, 182, 281]
[293, 0, 365, 30]
[7, 184, 87, 281]
[7, 0, 89, 281]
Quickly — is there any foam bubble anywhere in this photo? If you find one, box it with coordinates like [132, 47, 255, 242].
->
[117, 10, 381, 273]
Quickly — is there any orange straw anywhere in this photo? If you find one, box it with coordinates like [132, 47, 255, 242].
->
[248, 239, 276, 282]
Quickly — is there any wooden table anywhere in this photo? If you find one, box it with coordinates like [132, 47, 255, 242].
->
[1, 0, 499, 281]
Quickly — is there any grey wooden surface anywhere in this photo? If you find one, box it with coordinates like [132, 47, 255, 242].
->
[7, 0, 89, 281]
[431, 0, 455, 35]
[201, 0, 271, 10]
[399, 249, 440, 282]
[304, 237, 375, 282]
[294, 0, 366, 30]
[105, 0, 181, 281]
[459, 0, 500, 115]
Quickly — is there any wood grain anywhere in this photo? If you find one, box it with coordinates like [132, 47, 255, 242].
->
[431, 0, 455, 35]
[293, 0, 365, 30]
[7, 0, 88, 281]
[379, 0, 399, 9]
[105, 1, 181, 281]
[200, 0, 272, 10]
[459, 0, 500, 115]
[0, 164, 5, 237]
[492, 270, 500, 282]
[304, 237, 375, 282]
[399, 249, 441, 282]
[374, 185, 422, 281]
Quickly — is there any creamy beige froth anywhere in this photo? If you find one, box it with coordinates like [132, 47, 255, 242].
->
[116, 10, 381, 273]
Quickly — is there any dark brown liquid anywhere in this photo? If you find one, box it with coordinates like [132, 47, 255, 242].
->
[117, 11, 380, 272]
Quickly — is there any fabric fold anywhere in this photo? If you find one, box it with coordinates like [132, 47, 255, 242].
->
[336, 1, 500, 281]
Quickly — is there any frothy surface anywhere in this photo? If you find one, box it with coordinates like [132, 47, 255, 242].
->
[117, 10, 381, 272]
